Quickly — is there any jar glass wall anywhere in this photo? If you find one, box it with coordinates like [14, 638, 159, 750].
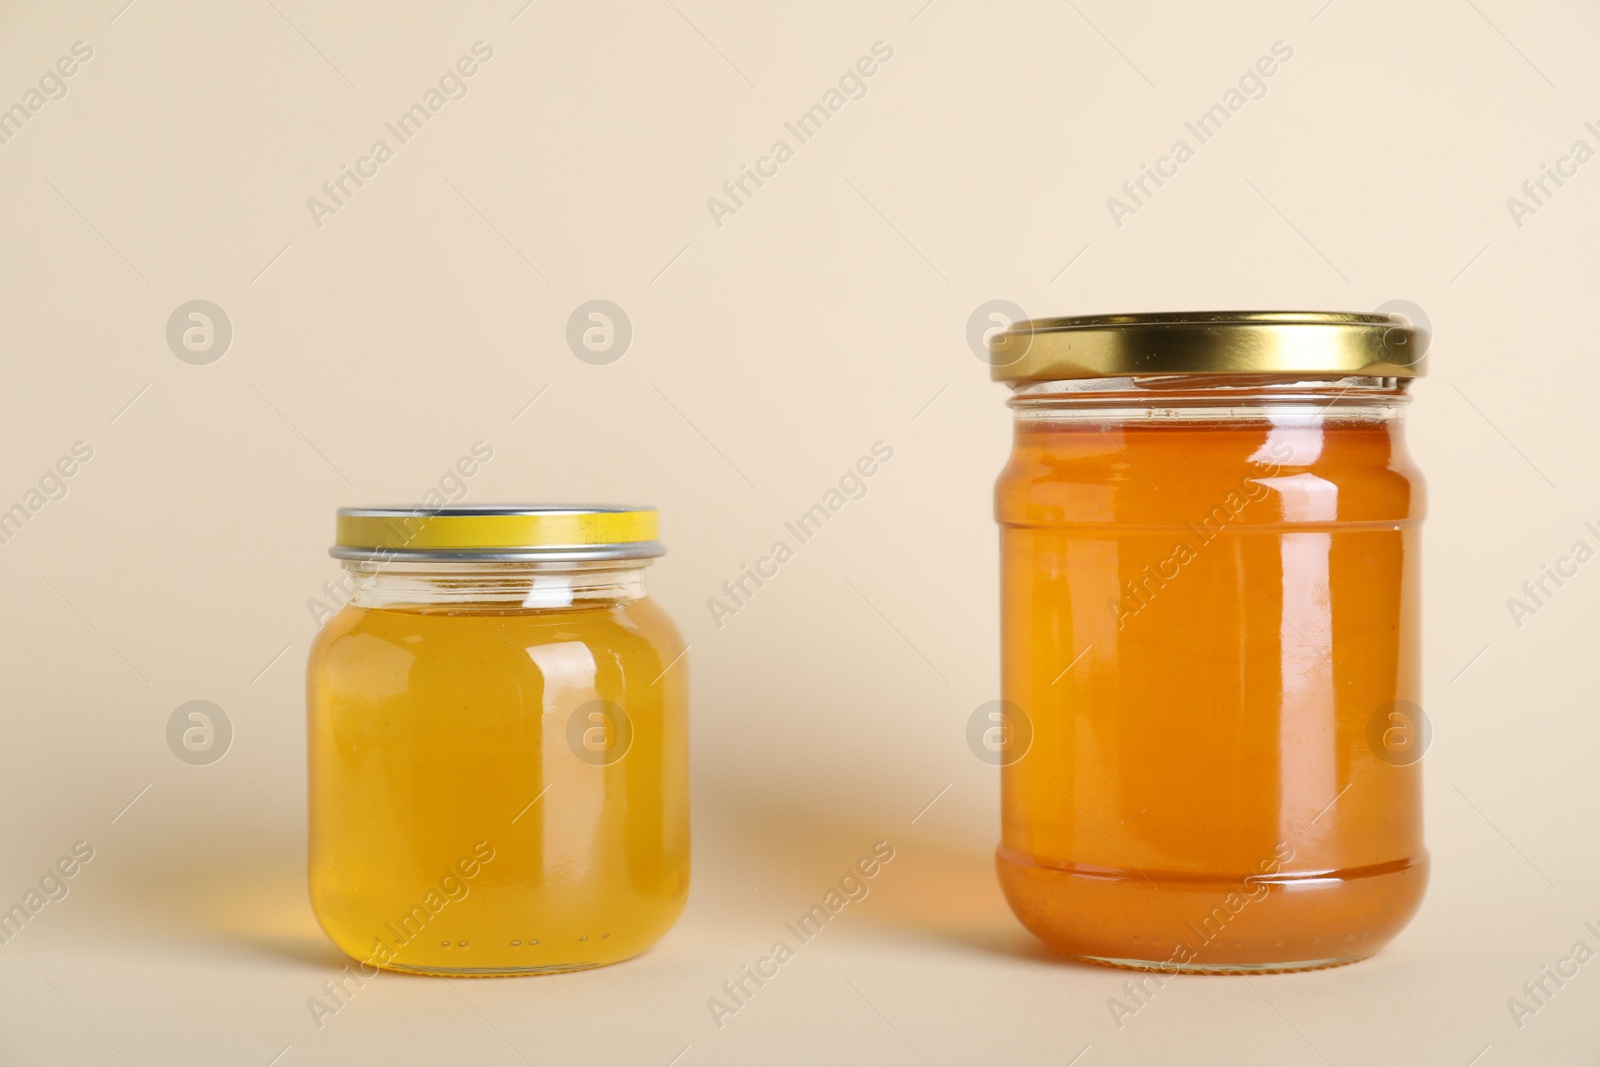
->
[306, 509, 689, 977]
[990, 314, 1428, 974]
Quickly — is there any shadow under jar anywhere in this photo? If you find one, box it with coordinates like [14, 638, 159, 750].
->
[988, 312, 1429, 973]
[306, 506, 689, 976]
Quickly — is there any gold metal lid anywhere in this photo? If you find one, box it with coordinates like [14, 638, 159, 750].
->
[988, 310, 1428, 382]
[332, 505, 664, 562]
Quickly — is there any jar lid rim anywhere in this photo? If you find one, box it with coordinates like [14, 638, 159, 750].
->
[332, 505, 665, 561]
[989, 310, 1428, 382]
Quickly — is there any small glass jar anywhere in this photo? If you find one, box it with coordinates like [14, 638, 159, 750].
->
[306, 506, 689, 976]
[988, 312, 1428, 973]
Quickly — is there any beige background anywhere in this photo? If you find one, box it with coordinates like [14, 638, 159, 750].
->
[0, 0, 1595, 1063]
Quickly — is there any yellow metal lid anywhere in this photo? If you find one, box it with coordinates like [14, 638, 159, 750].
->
[332, 506, 663, 562]
[988, 310, 1428, 382]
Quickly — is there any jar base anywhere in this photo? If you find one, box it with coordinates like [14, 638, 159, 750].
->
[997, 845, 1428, 972]
[1068, 952, 1370, 976]
[372, 960, 613, 978]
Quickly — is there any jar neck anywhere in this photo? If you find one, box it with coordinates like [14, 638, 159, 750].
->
[1008, 374, 1412, 424]
[345, 558, 650, 610]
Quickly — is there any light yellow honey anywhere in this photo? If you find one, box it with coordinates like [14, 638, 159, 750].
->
[306, 596, 688, 975]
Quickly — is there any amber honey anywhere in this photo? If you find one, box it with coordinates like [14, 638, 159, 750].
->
[996, 401, 1426, 972]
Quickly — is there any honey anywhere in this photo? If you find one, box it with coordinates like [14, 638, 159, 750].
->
[306, 507, 688, 976]
[988, 313, 1429, 972]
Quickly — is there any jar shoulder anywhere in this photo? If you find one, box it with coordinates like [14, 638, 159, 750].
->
[307, 598, 687, 680]
[996, 421, 1425, 525]
[618, 595, 688, 657]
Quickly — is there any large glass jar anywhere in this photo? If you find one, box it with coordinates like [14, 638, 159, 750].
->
[306, 506, 689, 976]
[989, 312, 1428, 973]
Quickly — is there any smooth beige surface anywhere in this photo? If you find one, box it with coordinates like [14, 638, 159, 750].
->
[0, 0, 1595, 1064]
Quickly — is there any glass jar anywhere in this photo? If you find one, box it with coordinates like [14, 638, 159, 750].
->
[306, 506, 689, 976]
[988, 312, 1428, 973]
